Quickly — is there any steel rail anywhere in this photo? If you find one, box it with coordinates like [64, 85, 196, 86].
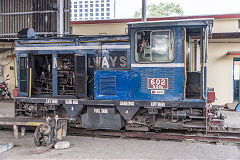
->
[68, 128, 240, 144]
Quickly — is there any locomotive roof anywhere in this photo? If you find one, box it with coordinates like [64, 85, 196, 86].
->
[127, 18, 214, 29]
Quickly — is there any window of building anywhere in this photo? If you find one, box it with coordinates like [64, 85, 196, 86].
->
[85, 1, 88, 3]
[85, 18, 88, 20]
[85, 9, 88, 12]
[74, 5, 77, 8]
[90, 13, 93, 16]
[85, 13, 88, 17]
[90, 1, 93, 3]
[74, 2, 77, 4]
[79, 9, 82, 12]
[101, 0, 104, 2]
[101, 17, 104, 19]
[79, 13, 82, 17]
[107, 3, 110, 7]
[106, 12, 110, 16]
[90, 18, 93, 20]
[74, 14, 77, 17]
[101, 13, 104, 16]
[107, 17, 110, 19]
[96, 17, 99, 20]
[79, 5, 82, 8]
[74, 9, 77, 12]
[90, 9, 93, 12]
[101, 8, 104, 11]
[96, 0, 99, 3]
[90, 4, 93, 7]
[101, 4, 104, 7]
[96, 4, 99, 7]
[79, 1, 82, 3]
[96, 13, 99, 16]
[85, 4, 88, 7]
[107, 0, 110, 2]
[106, 8, 110, 11]
[96, 8, 99, 12]
[135, 30, 174, 63]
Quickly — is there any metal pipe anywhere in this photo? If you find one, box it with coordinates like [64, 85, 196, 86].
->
[57, 0, 64, 36]
[142, 0, 147, 21]
[0, 10, 57, 16]
[202, 29, 207, 99]
[194, 40, 197, 71]
[183, 28, 187, 98]
[29, 68, 32, 98]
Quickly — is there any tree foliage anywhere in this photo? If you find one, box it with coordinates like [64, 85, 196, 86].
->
[134, 2, 184, 18]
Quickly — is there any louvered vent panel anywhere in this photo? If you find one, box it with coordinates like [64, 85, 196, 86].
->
[100, 77, 116, 95]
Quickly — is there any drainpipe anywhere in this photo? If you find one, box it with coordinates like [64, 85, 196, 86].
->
[142, 0, 147, 21]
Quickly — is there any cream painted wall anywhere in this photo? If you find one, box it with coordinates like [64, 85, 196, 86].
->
[207, 40, 240, 105]
[71, 23, 128, 35]
[213, 19, 239, 33]
[71, 19, 240, 35]
[0, 43, 17, 95]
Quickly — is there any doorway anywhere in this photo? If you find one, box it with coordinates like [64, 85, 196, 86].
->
[233, 58, 240, 102]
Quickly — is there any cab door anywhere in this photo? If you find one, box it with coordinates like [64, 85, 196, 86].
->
[75, 54, 87, 98]
[17, 54, 29, 96]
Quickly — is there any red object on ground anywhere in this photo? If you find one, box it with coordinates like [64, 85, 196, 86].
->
[12, 88, 18, 97]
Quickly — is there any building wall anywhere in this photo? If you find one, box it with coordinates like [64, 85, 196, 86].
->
[0, 42, 17, 95]
[70, 0, 115, 21]
[71, 23, 127, 35]
[207, 39, 240, 105]
[213, 19, 239, 33]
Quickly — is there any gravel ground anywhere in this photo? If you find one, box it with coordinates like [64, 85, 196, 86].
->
[0, 130, 240, 160]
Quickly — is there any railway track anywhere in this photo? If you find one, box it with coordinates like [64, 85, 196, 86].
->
[68, 128, 240, 144]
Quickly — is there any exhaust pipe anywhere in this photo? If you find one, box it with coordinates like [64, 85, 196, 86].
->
[142, 0, 147, 21]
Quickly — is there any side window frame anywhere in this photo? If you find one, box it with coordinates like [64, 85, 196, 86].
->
[135, 29, 174, 63]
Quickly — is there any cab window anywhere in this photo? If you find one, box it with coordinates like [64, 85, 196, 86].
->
[135, 30, 174, 63]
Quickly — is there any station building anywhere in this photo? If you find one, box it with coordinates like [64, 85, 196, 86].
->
[1, 13, 240, 106]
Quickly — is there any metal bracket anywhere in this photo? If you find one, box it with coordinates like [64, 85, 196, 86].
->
[63, 104, 84, 118]
[116, 106, 139, 121]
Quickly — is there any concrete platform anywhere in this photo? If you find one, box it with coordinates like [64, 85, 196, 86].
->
[0, 101, 14, 118]
[222, 110, 240, 129]
[0, 102, 239, 159]
[0, 130, 239, 160]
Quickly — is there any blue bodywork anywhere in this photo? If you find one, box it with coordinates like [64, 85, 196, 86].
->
[15, 19, 212, 104]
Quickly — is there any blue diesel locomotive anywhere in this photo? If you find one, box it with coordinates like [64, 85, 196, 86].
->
[14, 19, 218, 131]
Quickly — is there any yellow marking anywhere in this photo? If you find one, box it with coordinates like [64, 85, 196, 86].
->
[25, 122, 44, 126]
[29, 68, 32, 98]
